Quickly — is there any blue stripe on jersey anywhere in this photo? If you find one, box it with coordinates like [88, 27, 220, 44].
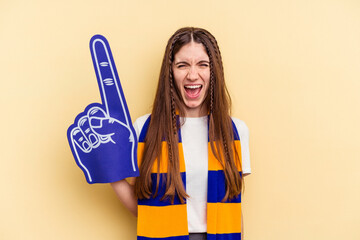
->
[139, 116, 151, 142]
[207, 233, 241, 240]
[207, 170, 242, 203]
[138, 172, 187, 206]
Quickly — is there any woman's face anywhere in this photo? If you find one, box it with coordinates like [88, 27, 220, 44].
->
[172, 41, 210, 117]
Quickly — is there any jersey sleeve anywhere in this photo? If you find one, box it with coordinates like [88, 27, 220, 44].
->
[232, 117, 251, 174]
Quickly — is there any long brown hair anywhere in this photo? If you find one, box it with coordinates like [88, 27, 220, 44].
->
[134, 27, 243, 203]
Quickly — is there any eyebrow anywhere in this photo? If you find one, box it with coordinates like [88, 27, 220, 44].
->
[198, 60, 210, 64]
[174, 60, 210, 65]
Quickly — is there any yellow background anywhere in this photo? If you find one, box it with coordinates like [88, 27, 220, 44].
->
[1, 0, 359, 239]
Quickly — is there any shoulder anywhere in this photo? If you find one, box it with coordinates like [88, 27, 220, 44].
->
[133, 113, 151, 139]
[133, 113, 151, 129]
[231, 117, 249, 137]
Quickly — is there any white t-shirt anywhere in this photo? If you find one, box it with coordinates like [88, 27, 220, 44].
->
[133, 114, 251, 233]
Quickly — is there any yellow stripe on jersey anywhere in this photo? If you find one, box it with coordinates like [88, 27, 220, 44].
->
[207, 202, 242, 234]
[138, 142, 186, 173]
[208, 141, 242, 171]
[137, 204, 188, 238]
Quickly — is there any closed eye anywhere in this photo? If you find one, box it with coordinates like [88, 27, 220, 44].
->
[175, 61, 190, 69]
[198, 60, 210, 68]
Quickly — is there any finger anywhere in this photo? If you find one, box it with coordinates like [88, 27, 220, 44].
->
[90, 35, 131, 126]
[68, 126, 93, 183]
[89, 117, 128, 136]
[87, 106, 111, 144]
[78, 116, 100, 148]
[70, 127, 92, 153]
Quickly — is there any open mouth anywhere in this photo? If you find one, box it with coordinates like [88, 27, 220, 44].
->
[184, 84, 202, 98]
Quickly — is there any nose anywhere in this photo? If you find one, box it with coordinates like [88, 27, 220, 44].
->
[187, 67, 199, 81]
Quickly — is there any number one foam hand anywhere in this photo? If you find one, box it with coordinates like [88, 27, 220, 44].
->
[67, 35, 139, 183]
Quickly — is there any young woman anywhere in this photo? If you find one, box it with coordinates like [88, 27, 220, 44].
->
[111, 27, 251, 240]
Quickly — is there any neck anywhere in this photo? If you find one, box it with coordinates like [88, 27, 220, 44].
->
[182, 105, 208, 118]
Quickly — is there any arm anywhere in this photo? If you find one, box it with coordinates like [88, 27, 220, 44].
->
[110, 115, 147, 217]
[110, 179, 138, 217]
